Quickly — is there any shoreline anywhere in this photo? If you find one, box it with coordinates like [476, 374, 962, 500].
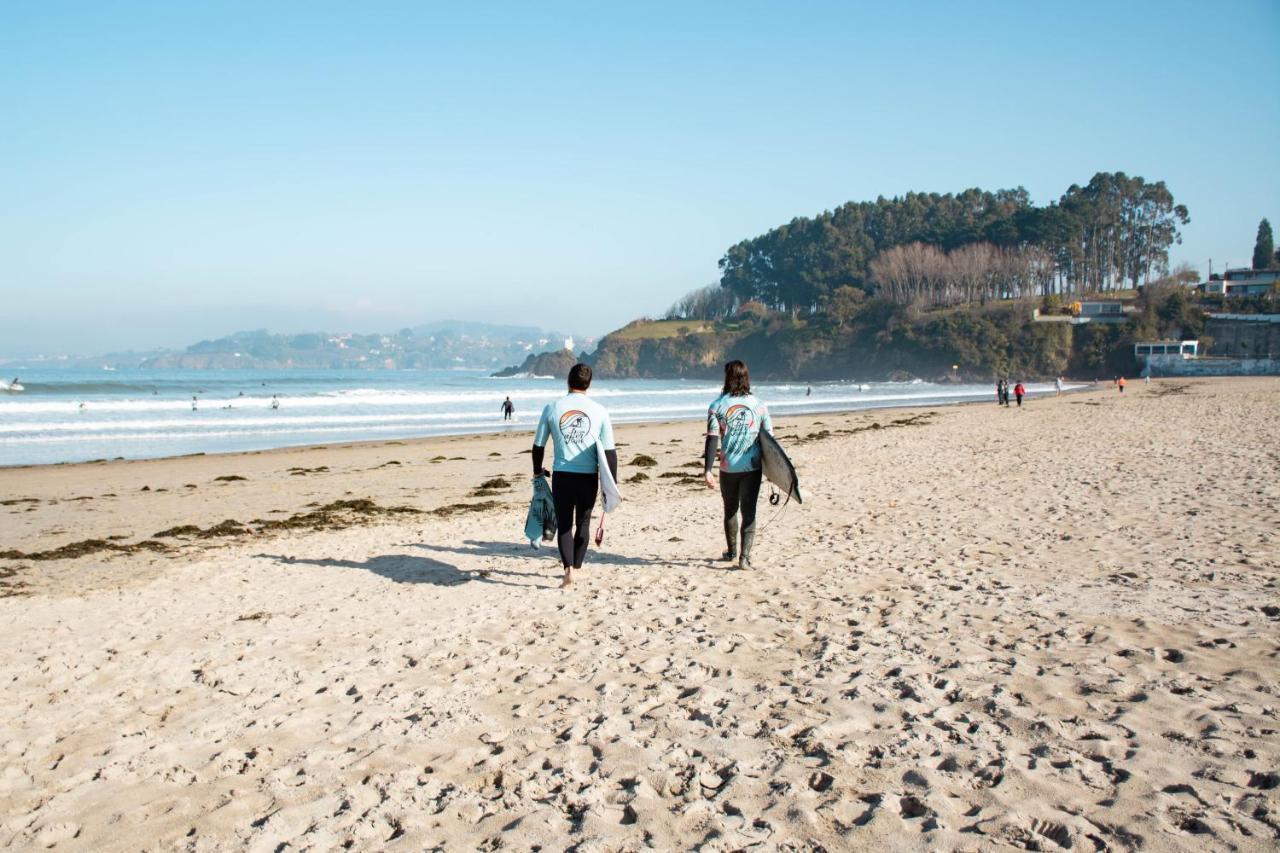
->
[1, 381, 1084, 472]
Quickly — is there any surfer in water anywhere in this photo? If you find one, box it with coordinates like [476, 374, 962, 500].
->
[501, 396, 515, 421]
[704, 360, 772, 569]
[532, 363, 618, 589]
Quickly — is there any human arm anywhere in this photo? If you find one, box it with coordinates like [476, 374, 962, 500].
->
[604, 449, 618, 482]
[532, 405, 551, 476]
[703, 435, 719, 489]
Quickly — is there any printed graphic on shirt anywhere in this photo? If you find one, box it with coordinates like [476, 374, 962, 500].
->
[559, 410, 592, 444]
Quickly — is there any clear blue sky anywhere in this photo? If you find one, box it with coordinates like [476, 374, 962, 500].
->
[2, 1, 1277, 357]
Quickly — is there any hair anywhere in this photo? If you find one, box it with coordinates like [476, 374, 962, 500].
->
[722, 360, 750, 396]
[567, 363, 593, 391]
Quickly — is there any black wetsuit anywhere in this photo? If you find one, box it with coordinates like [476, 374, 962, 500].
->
[704, 435, 763, 552]
[532, 445, 618, 569]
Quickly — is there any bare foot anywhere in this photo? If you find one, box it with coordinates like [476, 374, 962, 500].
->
[560, 568, 573, 588]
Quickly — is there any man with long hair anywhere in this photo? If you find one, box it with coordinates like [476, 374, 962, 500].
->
[533, 363, 618, 588]
[703, 360, 773, 569]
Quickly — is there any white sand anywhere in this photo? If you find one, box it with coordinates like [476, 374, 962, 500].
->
[1, 378, 1278, 850]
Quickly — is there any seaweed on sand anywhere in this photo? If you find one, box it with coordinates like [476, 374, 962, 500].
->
[0, 539, 170, 562]
[429, 501, 502, 518]
[630, 454, 658, 467]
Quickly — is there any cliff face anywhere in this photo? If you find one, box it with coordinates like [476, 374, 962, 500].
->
[587, 305, 1077, 381]
[495, 303, 1119, 382]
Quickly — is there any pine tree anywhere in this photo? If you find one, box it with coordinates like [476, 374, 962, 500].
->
[1253, 218, 1275, 269]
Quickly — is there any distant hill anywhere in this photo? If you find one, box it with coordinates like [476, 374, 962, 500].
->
[2, 322, 589, 371]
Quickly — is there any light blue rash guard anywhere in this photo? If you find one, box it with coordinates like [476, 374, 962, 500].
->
[534, 392, 616, 474]
[706, 392, 772, 473]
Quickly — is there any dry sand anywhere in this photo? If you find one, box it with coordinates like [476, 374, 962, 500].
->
[1, 377, 1278, 851]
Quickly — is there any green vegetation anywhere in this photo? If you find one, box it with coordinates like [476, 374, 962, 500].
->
[716, 172, 1187, 314]
[1254, 218, 1275, 270]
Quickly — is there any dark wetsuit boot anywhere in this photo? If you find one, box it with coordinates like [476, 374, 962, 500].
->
[739, 529, 755, 569]
[722, 516, 738, 561]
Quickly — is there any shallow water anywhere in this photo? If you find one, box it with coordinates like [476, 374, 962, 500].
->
[0, 367, 1061, 466]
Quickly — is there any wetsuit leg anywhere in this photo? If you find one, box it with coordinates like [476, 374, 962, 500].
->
[720, 471, 743, 552]
[738, 468, 763, 536]
[572, 485, 596, 568]
[552, 472, 598, 569]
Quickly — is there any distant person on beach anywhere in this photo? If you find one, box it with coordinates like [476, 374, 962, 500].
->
[501, 396, 515, 421]
[806, 386, 812, 397]
[1014, 381, 1025, 407]
[533, 364, 617, 589]
[704, 360, 773, 570]
[271, 395, 280, 410]
[191, 396, 198, 412]
[1055, 376, 1063, 396]
[1117, 376, 1126, 393]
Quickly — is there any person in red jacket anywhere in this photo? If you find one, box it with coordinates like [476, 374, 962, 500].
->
[1014, 382, 1026, 407]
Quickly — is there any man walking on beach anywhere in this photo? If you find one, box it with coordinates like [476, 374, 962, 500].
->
[532, 364, 618, 588]
[501, 396, 515, 421]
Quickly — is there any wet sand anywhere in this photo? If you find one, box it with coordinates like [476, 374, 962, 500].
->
[1, 377, 1278, 850]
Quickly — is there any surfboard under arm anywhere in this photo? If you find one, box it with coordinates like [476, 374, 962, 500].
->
[597, 443, 622, 512]
[759, 431, 802, 505]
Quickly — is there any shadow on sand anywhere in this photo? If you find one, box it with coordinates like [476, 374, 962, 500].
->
[411, 539, 709, 569]
[255, 552, 558, 589]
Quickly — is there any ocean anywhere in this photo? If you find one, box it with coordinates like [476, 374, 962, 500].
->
[0, 367, 1059, 466]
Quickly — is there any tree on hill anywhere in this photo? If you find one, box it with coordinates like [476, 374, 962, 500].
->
[718, 173, 1188, 312]
[1254, 218, 1275, 270]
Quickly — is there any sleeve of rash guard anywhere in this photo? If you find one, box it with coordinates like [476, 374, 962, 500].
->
[598, 411, 615, 451]
[703, 435, 719, 473]
[533, 404, 551, 447]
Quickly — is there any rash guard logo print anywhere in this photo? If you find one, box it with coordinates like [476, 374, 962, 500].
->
[724, 404, 754, 432]
[559, 410, 592, 445]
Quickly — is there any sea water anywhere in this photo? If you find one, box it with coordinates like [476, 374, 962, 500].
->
[0, 367, 1060, 466]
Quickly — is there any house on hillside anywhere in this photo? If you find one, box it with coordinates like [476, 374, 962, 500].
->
[1203, 268, 1279, 297]
[1076, 301, 1128, 321]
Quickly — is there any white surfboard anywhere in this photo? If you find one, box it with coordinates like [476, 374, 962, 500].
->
[597, 443, 622, 512]
[0, 382, 22, 392]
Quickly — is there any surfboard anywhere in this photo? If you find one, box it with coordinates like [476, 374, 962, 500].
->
[760, 430, 802, 505]
[597, 442, 622, 512]
[0, 382, 22, 392]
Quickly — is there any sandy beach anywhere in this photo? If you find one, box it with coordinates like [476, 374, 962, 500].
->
[1, 377, 1278, 851]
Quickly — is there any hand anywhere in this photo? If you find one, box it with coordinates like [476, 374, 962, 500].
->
[704, 471, 716, 490]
